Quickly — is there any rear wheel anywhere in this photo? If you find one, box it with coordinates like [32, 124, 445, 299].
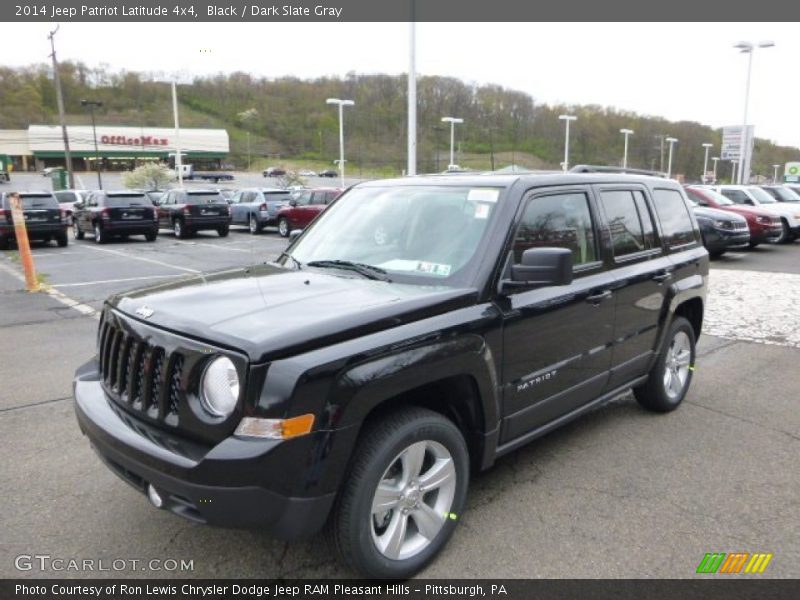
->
[73, 221, 84, 240]
[56, 230, 68, 247]
[93, 223, 107, 244]
[145, 230, 158, 242]
[748, 241, 759, 249]
[329, 407, 469, 579]
[633, 316, 695, 412]
[278, 217, 290, 238]
[249, 215, 262, 234]
[217, 225, 229, 237]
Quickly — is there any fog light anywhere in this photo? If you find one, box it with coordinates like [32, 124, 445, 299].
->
[147, 484, 164, 508]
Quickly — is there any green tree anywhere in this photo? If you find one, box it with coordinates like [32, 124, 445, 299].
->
[121, 163, 175, 191]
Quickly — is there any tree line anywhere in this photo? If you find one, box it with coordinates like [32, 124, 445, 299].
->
[1, 62, 797, 179]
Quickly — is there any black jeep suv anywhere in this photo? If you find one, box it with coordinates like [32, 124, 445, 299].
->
[156, 189, 231, 238]
[1, 191, 69, 249]
[72, 191, 158, 243]
[74, 173, 708, 578]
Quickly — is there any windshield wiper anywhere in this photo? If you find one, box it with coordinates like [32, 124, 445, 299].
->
[305, 260, 391, 281]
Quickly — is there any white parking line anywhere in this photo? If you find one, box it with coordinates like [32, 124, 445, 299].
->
[170, 239, 252, 253]
[81, 245, 201, 273]
[52, 274, 178, 288]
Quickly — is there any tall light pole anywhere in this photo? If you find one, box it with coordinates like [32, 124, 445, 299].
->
[559, 115, 577, 172]
[665, 137, 678, 179]
[734, 40, 775, 184]
[172, 82, 183, 187]
[620, 128, 634, 169]
[773, 164, 781, 184]
[441, 117, 463, 170]
[48, 26, 75, 189]
[407, 15, 417, 176]
[731, 159, 738, 183]
[712, 156, 720, 182]
[327, 98, 355, 188]
[80, 100, 103, 189]
[702, 143, 713, 183]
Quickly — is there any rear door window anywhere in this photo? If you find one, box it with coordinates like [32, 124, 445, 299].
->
[598, 190, 648, 257]
[652, 189, 698, 249]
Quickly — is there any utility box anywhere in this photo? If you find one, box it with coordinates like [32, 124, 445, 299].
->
[50, 168, 68, 191]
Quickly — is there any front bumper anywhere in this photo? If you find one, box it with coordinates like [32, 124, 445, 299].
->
[704, 227, 750, 252]
[73, 359, 336, 539]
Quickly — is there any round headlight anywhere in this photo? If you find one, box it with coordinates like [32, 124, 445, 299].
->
[200, 356, 239, 418]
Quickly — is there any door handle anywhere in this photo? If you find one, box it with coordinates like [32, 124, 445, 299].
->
[652, 271, 672, 283]
[586, 290, 612, 304]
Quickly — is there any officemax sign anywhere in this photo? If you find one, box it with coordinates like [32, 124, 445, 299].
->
[100, 135, 169, 146]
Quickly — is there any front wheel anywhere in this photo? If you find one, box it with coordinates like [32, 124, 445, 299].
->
[775, 219, 790, 244]
[173, 219, 188, 239]
[73, 221, 84, 240]
[329, 407, 469, 579]
[93, 223, 107, 244]
[249, 215, 262, 234]
[278, 217, 290, 238]
[634, 316, 696, 412]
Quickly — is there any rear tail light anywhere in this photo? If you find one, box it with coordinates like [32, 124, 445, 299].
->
[60, 209, 69, 223]
[259, 203, 267, 211]
[152, 209, 158, 220]
[101, 208, 111, 219]
[182, 207, 192, 216]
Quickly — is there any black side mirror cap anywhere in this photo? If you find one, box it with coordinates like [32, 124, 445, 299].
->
[73, 202, 84, 210]
[505, 247, 574, 289]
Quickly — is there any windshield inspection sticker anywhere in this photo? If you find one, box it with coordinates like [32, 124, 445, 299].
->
[474, 203, 491, 219]
[467, 189, 499, 203]
[416, 262, 452, 277]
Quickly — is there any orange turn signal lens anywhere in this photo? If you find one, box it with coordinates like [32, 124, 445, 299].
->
[234, 414, 315, 440]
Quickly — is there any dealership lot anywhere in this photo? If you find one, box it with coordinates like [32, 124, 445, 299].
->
[1, 176, 800, 579]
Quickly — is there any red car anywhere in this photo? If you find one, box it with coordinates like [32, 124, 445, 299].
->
[684, 185, 782, 247]
[275, 187, 342, 237]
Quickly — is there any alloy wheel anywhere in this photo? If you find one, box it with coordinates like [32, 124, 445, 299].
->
[663, 330, 691, 400]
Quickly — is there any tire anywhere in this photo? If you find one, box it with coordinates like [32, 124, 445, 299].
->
[775, 219, 790, 244]
[56, 230, 68, 247]
[173, 219, 188, 239]
[73, 221, 84, 240]
[93, 223, 107, 244]
[278, 217, 290, 238]
[329, 407, 469, 579]
[0, 236, 9, 250]
[217, 226, 229, 237]
[633, 316, 696, 413]
[747, 241, 759, 249]
[249, 215, 262, 234]
[145, 230, 158, 242]
[708, 249, 724, 259]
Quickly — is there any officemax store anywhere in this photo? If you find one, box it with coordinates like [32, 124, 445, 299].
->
[0, 125, 229, 171]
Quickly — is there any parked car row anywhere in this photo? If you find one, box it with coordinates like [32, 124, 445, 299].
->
[684, 183, 800, 257]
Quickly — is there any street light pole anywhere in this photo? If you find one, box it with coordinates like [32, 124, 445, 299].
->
[773, 164, 781, 184]
[665, 137, 678, 179]
[734, 41, 775, 184]
[702, 143, 713, 183]
[712, 157, 720, 182]
[80, 100, 103, 189]
[48, 26, 75, 189]
[731, 159, 738, 183]
[441, 117, 464, 170]
[620, 128, 634, 169]
[327, 98, 355, 188]
[172, 82, 183, 187]
[559, 115, 577, 172]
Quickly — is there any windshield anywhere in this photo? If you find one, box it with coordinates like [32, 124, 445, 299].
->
[690, 188, 733, 206]
[766, 187, 800, 202]
[286, 185, 502, 285]
[106, 195, 152, 207]
[185, 193, 224, 205]
[747, 187, 776, 204]
[5, 194, 58, 209]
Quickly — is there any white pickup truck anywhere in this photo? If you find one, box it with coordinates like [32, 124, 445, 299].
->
[176, 164, 234, 183]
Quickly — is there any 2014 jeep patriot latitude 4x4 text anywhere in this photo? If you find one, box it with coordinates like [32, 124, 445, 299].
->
[74, 172, 708, 578]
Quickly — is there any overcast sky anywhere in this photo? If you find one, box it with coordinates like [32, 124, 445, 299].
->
[2, 22, 798, 149]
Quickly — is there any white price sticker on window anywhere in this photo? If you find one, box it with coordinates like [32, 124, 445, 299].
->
[467, 189, 499, 203]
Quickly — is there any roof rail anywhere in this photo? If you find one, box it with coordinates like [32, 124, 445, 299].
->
[569, 165, 667, 178]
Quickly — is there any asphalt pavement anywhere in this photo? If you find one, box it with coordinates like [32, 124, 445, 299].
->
[1, 172, 799, 579]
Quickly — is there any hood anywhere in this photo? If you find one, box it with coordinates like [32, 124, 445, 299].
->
[692, 206, 746, 223]
[715, 205, 775, 219]
[756, 202, 800, 217]
[111, 264, 477, 362]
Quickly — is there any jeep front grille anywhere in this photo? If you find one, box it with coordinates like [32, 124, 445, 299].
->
[98, 319, 183, 425]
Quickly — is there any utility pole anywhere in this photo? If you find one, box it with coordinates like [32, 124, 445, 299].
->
[488, 127, 495, 171]
[407, 3, 417, 176]
[48, 26, 75, 189]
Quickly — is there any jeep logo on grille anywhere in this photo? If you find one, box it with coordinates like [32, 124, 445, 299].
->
[135, 305, 155, 319]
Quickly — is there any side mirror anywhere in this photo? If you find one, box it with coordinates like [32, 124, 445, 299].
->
[507, 247, 573, 288]
[289, 199, 298, 207]
[151, 199, 160, 206]
[289, 229, 302, 242]
[73, 202, 84, 210]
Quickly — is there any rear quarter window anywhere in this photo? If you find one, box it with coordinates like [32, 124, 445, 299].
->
[652, 188, 698, 249]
